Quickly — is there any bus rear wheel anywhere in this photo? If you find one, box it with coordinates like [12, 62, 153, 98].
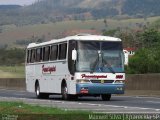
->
[35, 83, 49, 99]
[101, 94, 111, 101]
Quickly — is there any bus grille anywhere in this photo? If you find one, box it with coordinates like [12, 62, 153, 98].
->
[90, 80, 114, 83]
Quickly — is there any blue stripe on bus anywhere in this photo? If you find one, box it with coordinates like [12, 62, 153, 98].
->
[76, 83, 125, 94]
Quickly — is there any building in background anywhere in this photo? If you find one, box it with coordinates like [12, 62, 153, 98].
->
[123, 49, 129, 65]
[123, 47, 136, 65]
[124, 47, 136, 56]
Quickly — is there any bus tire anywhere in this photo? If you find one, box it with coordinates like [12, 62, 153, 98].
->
[101, 94, 111, 101]
[35, 83, 49, 99]
[61, 83, 71, 100]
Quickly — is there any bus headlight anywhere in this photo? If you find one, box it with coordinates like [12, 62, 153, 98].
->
[115, 80, 125, 84]
[76, 79, 90, 84]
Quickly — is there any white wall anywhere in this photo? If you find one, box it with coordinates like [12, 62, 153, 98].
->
[123, 50, 129, 65]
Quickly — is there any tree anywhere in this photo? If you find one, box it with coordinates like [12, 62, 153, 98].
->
[103, 29, 117, 36]
[141, 29, 160, 48]
[127, 49, 149, 74]
[0, 48, 25, 65]
[126, 28, 160, 74]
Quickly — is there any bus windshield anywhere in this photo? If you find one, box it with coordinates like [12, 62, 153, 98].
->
[76, 41, 124, 73]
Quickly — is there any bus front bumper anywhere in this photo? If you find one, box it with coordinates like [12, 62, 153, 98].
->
[76, 83, 125, 95]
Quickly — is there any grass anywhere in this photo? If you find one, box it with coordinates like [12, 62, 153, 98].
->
[0, 66, 25, 78]
[0, 102, 88, 114]
[0, 16, 160, 45]
[0, 102, 91, 120]
[0, 101, 147, 120]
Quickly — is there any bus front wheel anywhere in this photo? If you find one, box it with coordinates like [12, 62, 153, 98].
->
[61, 82, 78, 100]
[101, 94, 111, 101]
[61, 84, 70, 100]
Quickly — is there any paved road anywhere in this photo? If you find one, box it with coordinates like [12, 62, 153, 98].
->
[0, 89, 160, 113]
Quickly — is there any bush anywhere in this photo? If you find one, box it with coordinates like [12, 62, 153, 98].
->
[0, 48, 25, 66]
[125, 28, 160, 74]
[126, 49, 148, 74]
[127, 47, 160, 74]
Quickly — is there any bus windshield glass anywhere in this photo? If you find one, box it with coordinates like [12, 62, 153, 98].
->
[76, 41, 124, 73]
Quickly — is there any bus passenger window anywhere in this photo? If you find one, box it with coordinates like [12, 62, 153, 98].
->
[36, 48, 42, 62]
[31, 49, 35, 63]
[59, 43, 67, 60]
[27, 50, 31, 63]
[50, 45, 58, 61]
[43, 46, 50, 61]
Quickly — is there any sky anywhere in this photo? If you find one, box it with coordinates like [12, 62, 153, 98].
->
[0, 0, 38, 5]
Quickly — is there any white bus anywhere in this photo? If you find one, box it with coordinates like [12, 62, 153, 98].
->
[26, 34, 125, 101]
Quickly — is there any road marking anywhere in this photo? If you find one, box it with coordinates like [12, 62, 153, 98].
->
[87, 104, 98, 106]
[0, 89, 26, 92]
[134, 96, 160, 100]
[156, 109, 160, 111]
[94, 112, 160, 114]
[114, 95, 160, 100]
[147, 101, 160, 104]
[79, 102, 160, 112]
[14, 93, 25, 96]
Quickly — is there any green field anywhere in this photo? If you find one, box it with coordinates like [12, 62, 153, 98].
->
[0, 101, 147, 120]
[0, 102, 91, 120]
[0, 66, 25, 78]
[0, 16, 160, 45]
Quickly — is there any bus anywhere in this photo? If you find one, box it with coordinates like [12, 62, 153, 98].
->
[26, 34, 125, 101]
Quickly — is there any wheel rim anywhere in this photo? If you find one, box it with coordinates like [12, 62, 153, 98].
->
[63, 86, 68, 99]
[64, 86, 67, 94]
[36, 86, 40, 96]
[64, 86, 67, 95]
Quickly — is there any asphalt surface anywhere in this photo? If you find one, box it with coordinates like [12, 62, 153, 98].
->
[0, 89, 160, 113]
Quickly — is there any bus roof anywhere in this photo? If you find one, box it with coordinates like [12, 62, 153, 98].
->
[27, 34, 121, 49]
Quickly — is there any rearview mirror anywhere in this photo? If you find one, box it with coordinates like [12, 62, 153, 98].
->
[72, 49, 77, 61]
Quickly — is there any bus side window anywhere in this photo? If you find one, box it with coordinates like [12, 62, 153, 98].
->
[36, 48, 42, 62]
[59, 43, 67, 60]
[43, 46, 50, 61]
[31, 49, 35, 63]
[50, 45, 58, 61]
[27, 50, 31, 63]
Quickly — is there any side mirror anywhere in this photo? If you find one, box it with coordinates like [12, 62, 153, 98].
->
[72, 49, 77, 61]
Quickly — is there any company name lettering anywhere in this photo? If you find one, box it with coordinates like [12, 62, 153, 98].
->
[42, 65, 56, 74]
[81, 74, 107, 79]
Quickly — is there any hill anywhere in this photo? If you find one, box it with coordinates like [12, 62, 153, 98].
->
[0, 16, 160, 46]
[122, 0, 160, 17]
[23, 0, 160, 18]
[1, 0, 160, 46]
[1, 0, 160, 26]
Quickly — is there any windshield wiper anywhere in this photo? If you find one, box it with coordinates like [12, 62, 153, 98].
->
[102, 55, 115, 74]
[90, 56, 99, 73]
[90, 51, 116, 74]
